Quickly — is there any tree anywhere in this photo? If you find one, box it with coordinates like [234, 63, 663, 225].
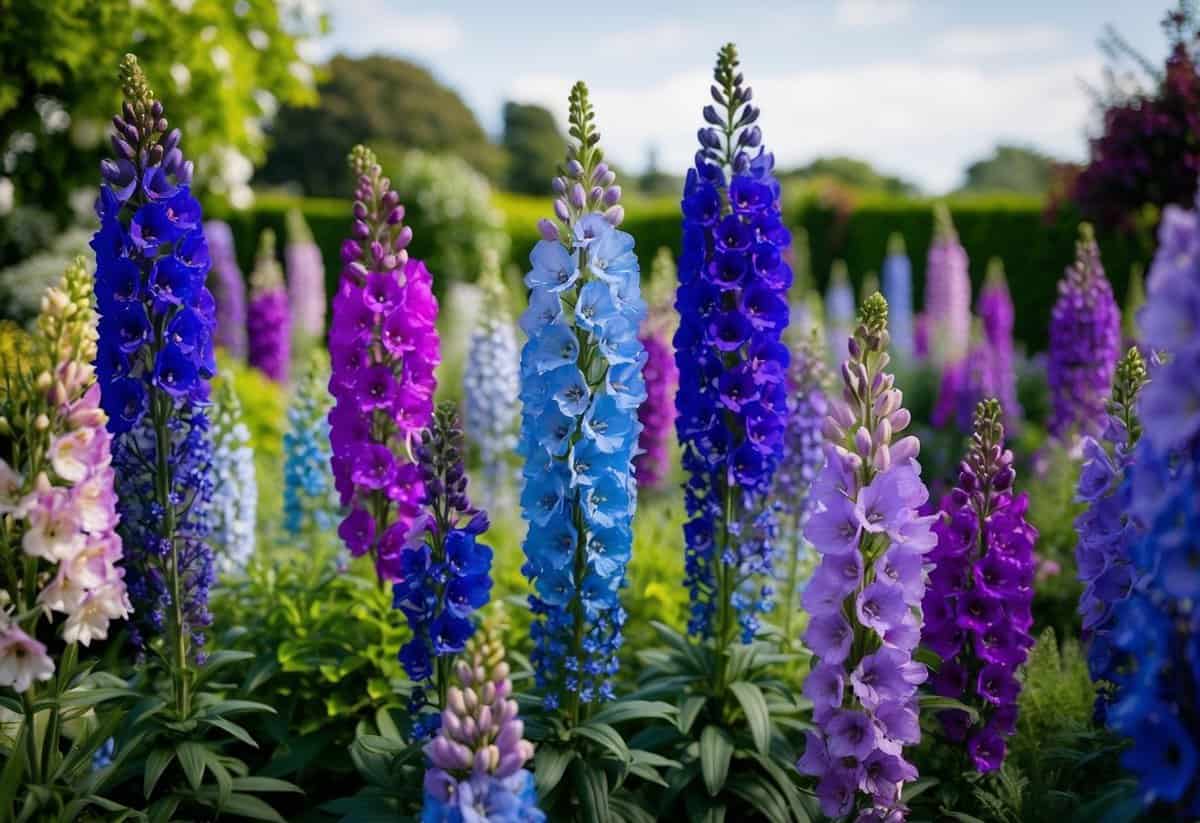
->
[258, 55, 504, 196]
[781, 155, 919, 195]
[501, 101, 563, 195]
[960, 144, 1057, 195]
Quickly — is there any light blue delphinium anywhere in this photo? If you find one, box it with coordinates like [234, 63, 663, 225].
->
[881, 233, 914, 360]
[283, 352, 338, 541]
[210, 380, 257, 573]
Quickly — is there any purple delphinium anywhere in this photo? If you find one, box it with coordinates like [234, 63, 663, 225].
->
[635, 329, 677, 490]
[920, 398, 1037, 773]
[676, 44, 792, 647]
[797, 293, 936, 820]
[285, 207, 327, 343]
[247, 229, 291, 383]
[924, 204, 971, 369]
[203, 220, 248, 358]
[977, 259, 1021, 432]
[1048, 224, 1120, 442]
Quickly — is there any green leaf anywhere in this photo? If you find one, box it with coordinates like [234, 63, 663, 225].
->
[57, 687, 138, 708]
[210, 792, 286, 822]
[699, 725, 733, 797]
[207, 753, 233, 809]
[679, 695, 706, 734]
[533, 745, 574, 797]
[728, 681, 771, 756]
[374, 706, 401, 741]
[571, 759, 610, 823]
[574, 722, 631, 763]
[143, 748, 175, 798]
[609, 795, 657, 823]
[201, 716, 258, 748]
[630, 749, 681, 770]
[195, 698, 277, 718]
[901, 776, 939, 803]
[147, 796, 180, 823]
[727, 773, 790, 823]
[918, 694, 980, 725]
[176, 742, 208, 791]
[0, 724, 27, 818]
[231, 776, 303, 793]
[590, 700, 677, 726]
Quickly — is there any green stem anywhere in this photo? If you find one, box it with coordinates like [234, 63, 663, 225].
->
[22, 689, 40, 786]
[780, 515, 803, 654]
[152, 390, 188, 718]
[711, 481, 736, 696]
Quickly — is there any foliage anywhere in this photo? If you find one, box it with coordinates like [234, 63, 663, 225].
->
[502, 102, 565, 196]
[1024, 442, 1086, 642]
[779, 155, 919, 196]
[960, 144, 1059, 196]
[0, 229, 93, 325]
[258, 55, 504, 196]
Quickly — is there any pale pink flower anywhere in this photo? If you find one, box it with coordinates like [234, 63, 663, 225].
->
[0, 626, 55, 692]
[71, 467, 118, 533]
[62, 584, 129, 646]
[48, 426, 96, 484]
[0, 458, 24, 515]
[21, 480, 85, 562]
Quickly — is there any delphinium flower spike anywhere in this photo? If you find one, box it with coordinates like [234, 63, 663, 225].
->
[825, 260, 855, 366]
[328, 145, 439, 583]
[209, 380, 257, 573]
[247, 229, 291, 384]
[203, 219, 248, 359]
[920, 398, 1037, 773]
[923, 204, 971, 370]
[796, 293, 937, 821]
[283, 351, 338, 540]
[676, 44, 791, 655]
[285, 207, 327, 347]
[394, 401, 493, 733]
[977, 259, 1021, 431]
[636, 247, 679, 491]
[422, 613, 543, 822]
[463, 250, 519, 508]
[0, 257, 130, 691]
[93, 56, 218, 695]
[517, 81, 645, 716]
[1047, 223, 1120, 442]
[881, 233, 913, 361]
[1103, 195, 1200, 817]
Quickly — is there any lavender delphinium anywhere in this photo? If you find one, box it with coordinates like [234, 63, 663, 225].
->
[924, 204, 971, 370]
[517, 82, 644, 715]
[247, 229, 291, 384]
[636, 249, 679, 490]
[93, 56, 219, 691]
[203, 219, 247, 359]
[977, 259, 1021, 431]
[920, 398, 1037, 773]
[676, 44, 792, 658]
[394, 401, 493, 727]
[881, 233, 914, 361]
[825, 260, 855, 367]
[796, 293, 937, 821]
[328, 145, 440, 584]
[1047, 224, 1120, 442]
[285, 207, 327, 346]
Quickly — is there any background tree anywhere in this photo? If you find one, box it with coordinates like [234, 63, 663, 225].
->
[500, 101, 563, 195]
[780, 154, 919, 196]
[960, 144, 1058, 195]
[259, 55, 504, 196]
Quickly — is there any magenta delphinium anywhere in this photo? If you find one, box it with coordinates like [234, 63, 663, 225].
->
[923, 204, 970, 369]
[920, 399, 1037, 773]
[635, 247, 678, 490]
[203, 219, 248, 358]
[977, 259, 1021, 431]
[797, 293, 936, 820]
[1047, 224, 1120, 442]
[285, 207, 326, 344]
[247, 229, 291, 384]
[328, 145, 440, 583]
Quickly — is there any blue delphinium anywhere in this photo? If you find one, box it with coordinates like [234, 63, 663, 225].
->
[283, 353, 338, 539]
[517, 82, 645, 716]
[881, 233, 914, 360]
[93, 55, 218, 673]
[1102, 195, 1200, 817]
[210, 381, 257, 573]
[676, 44, 791, 647]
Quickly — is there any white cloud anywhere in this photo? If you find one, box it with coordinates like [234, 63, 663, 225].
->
[509, 56, 1100, 193]
[936, 24, 1066, 58]
[595, 21, 708, 60]
[313, 7, 463, 59]
[835, 0, 914, 27]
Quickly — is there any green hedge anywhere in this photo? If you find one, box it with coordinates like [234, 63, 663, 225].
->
[215, 191, 1149, 353]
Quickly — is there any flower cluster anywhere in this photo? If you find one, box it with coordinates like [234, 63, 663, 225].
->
[247, 229, 291, 384]
[394, 402, 493, 689]
[422, 615, 542, 823]
[0, 257, 130, 691]
[1047, 224, 1120, 442]
[977, 259, 1021, 431]
[923, 205, 971, 369]
[635, 247, 679, 491]
[881, 233, 913, 361]
[283, 352, 337, 538]
[92, 55, 217, 659]
[329, 145, 440, 583]
[797, 293, 936, 821]
[463, 252, 520, 505]
[921, 399, 1037, 773]
[825, 260, 855, 366]
[203, 219, 247, 359]
[1101, 195, 1200, 816]
[517, 82, 644, 710]
[209, 381, 257, 573]
[676, 44, 791, 643]
[285, 207, 327, 345]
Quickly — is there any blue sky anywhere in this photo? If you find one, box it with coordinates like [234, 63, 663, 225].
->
[307, 1, 1174, 193]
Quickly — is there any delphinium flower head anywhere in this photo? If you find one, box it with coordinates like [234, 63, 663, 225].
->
[825, 260, 855, 366]
[773, 329, 827, 650]
[283, 351, 338, 539]
[285, 207, 327, 347]
[676, 44, 791, 648]
[463, 250, 519, 507]
[0, 257, 130, 691]
[977, 259, 1021, 431]
[881, 233, 914, 361]
[797, 293, 937, 821]
[1047, 223, 1120, 442]
[636, 247, 680, 491]
[924, 204, 971, 369]
[422, 612, 543, 823]
[203, 219, 248, 359]
[920, 398, 1037, 773]
[517, 81, 644, 714]
[92, 55, 217, 663]
[209, 380, 257, 573]
[1102, 195, 1200, 817]
[394, 401, 493, 724]
[328, 145, 440, 583]
[247, 229, 292, 384]
[932, 319, 989, 433]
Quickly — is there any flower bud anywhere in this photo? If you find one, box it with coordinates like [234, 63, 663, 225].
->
[890, 435, 920, 464]
[873, 417, 892, 447]
[566, 159, 584, 178]
[888, 408, 911, 433]
[603, 205, 624, 226]
[537, 219, 559, 241]
[569, 183, 586, 209]
[603, 186, 621, 206]
[591, 162, 609, 183]
[822, 417, 845, 443]
[554, 199, 570, 222]
[854, 426, 872, 457]
[395, 226, 413, 250]
[873, 443, 891, 472]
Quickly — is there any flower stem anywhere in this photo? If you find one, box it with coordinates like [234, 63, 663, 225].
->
[152, 390, 189, 718]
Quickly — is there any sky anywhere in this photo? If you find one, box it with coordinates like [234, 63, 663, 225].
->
[307, 0, 1175, 193]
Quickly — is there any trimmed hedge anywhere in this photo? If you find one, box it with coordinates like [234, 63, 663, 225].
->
[215, 191, 1149, 353]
